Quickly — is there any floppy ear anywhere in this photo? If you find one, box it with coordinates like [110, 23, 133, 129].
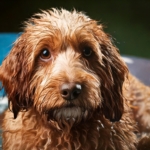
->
[0, 34, 33, 118]
[100, 43, 128, 122]
[94, 27, 128, 122]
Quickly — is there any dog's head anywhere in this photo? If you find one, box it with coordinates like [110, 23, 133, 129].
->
[0, 9, 128, 125]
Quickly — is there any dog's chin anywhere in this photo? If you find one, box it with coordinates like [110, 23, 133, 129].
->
[47, 106, 93, 127]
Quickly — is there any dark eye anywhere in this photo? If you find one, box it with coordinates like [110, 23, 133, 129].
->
[40, 49, 51, 61]
[82, 47, 93, 57]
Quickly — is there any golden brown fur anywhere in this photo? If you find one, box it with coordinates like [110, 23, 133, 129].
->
[124, 74, 150, 150]
[0, 8, 149, 150]
[125, 74, 150, 133]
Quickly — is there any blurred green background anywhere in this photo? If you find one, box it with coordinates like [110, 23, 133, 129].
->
[0, 0, 150, 58]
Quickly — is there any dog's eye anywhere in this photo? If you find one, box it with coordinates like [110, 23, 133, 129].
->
[82, 47, 93, 57]
[40, 49, 51, 61]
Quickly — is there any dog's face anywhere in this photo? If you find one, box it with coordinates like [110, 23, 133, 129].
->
[0, 9, 128, 126]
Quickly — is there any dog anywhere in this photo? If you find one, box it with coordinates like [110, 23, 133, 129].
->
[0, 8, 150, 150]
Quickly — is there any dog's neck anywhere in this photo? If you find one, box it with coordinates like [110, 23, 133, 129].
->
[14, 108, 110, 150]
[4, 107, 136, 149]
[21, 108, 110, 149]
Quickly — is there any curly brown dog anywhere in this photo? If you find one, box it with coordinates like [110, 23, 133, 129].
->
[0, 8, 150, 150]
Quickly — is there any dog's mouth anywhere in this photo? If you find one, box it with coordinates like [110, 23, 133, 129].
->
[47, 104, 93, 126]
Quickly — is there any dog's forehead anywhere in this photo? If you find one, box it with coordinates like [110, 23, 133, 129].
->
[48, 10, 90, 30]
[21, 8, 107, 58]
[23, 9, 103, 53]
[47, 9, 90, 28]
[28, 9, 97, 37]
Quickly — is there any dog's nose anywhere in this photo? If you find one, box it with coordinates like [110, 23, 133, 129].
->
[60, 83, 82, 101]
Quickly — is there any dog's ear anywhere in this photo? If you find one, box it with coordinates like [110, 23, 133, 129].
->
[94, 27, 128, 122]
[0, 34, 33, 119]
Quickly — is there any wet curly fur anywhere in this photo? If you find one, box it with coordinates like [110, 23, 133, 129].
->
[0, 8, 150, 150]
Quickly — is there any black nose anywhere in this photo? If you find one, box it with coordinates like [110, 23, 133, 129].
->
[60, 83, 82, 101]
